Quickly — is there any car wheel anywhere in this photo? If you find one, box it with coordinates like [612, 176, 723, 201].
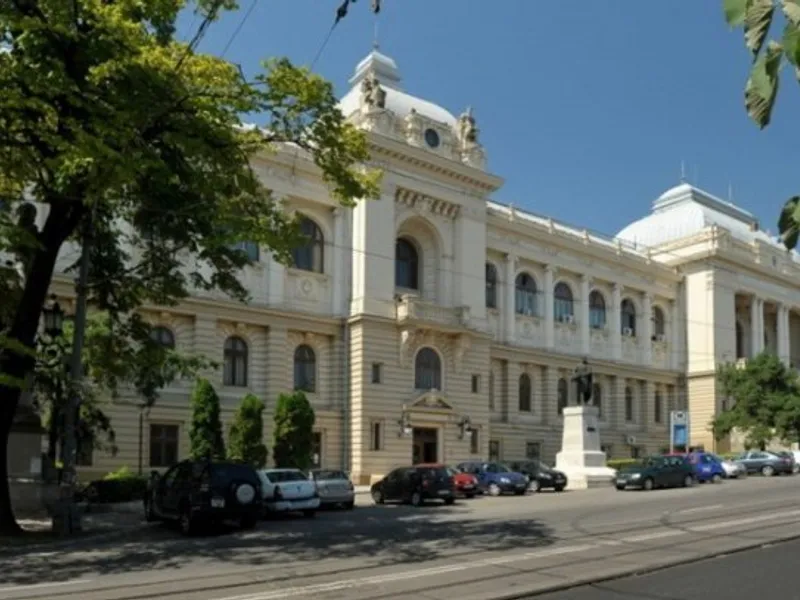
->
[303, 510, 316, 519]
[793, 464, 800, 474]
[465, 493, 475, 499]
[615, 485, 625, 491]
[487, 483, 501, 497]
[643, 478, 655, 491]
[410, 491, 423, 506]
[344, 501, 355, 510]
[762, 465, 775, 477]
[444, 497, 455, 506]
[711, 473, 722, 484]
[240, 516, 257, 530]
[371, 490, 384, 505]
[179, 508, 195, 536]
[144, 498, 157, 522]
[530, 480, 541, 493]
[683, 475, 694, 488]
[554, 485, 565, 493]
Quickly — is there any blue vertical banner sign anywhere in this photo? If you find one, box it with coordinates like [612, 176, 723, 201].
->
[670, 411, 689, 453]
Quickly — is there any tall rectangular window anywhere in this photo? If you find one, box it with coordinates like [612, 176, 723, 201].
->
[370, 421, 382, 451]
[149, 424, 179, 468]
[488, 439, 500, 461]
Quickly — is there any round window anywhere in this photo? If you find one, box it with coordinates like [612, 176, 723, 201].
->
[424, 128, 440, 148]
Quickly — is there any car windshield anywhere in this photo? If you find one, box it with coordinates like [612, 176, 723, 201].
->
[264, 470, 307, 483]
[446, 467, 460, 476]
[313, 470, 347, 481]
[210, 464, 256, 485]
[493, 463, 512, 473]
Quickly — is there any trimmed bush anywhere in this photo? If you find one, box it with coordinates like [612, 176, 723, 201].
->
[78, 466, 148, 503]
[607, 458, 640, 470]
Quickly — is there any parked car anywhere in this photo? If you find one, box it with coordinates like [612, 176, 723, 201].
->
[735, 451, 795, 476]
[371, 465, 455, 506]
[709, 453, 747, 479]
[444, 465, 479, 498]
[684, 452, 726, 484]
[308, 469, 355, 509]
[258, 468, 320, 518]
[776, 451, 800, 474]
[506, 459, 568, 492]
[144, 460, 262, 535]
[456, 461, 528, 496]
[615, 455, 695, 491]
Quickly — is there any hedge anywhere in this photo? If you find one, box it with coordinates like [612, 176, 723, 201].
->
[77, 466, 148, 504]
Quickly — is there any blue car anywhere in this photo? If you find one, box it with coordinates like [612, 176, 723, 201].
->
[455, 461, 529, 496]
[685, 452, 726, 483]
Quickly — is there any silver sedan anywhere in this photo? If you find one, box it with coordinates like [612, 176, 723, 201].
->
[308, 469, 355, 509]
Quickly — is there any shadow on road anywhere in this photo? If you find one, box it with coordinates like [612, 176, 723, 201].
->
[0, 501, 555, 586]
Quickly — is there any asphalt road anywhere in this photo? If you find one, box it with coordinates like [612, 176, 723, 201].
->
[2, 474, 800, 600]
[533, 536, 800, 600]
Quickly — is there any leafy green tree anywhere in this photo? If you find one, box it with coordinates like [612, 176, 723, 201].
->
[273, 391, 315, 470]
[722, 0, 800, 249]
[712, 352, 800, 449]
[33, 313, 209, 463]
[228, 394, 268, 468]
[0, 0, 379, 533]
[189, 378, 226, 461]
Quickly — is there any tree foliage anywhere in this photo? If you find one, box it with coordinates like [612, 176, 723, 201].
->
[712, 352, 800, 448]
[723, 0, 800, 249]
[0, 0, 379, 533]
[228, 393, 267, 468]
[189, 378, 226, 461]
[273, 391, 315, 470]
[33, 313, 209, 462]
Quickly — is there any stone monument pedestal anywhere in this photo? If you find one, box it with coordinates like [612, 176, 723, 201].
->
[555, 405, 616, 490]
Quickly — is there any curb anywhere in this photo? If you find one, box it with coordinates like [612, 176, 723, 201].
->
[491, 532, 800, 599]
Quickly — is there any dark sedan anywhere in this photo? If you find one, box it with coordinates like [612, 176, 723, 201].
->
[507, 460, 568, 492]
[615, 455, 695, 491]
[370, 465, 455, 506]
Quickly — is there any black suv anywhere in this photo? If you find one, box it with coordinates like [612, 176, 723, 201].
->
[507, 460, 568, 492]
[144, 460, 262, 535]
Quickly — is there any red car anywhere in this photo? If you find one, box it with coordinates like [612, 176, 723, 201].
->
[447, 465, 479, 498]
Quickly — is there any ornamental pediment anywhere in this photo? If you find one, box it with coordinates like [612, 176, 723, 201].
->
[395, 187, 460, 220]
[410, 390, 454, 411]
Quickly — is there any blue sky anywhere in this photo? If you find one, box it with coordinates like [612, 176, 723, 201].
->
[180, 0, 800, 240]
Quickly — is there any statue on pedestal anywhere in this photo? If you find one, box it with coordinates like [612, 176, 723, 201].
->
[571, 357, 594, 405]
[360, 73, 386, 110]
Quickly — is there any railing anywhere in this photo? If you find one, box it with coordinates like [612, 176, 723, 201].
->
[395, 294, 470, 329]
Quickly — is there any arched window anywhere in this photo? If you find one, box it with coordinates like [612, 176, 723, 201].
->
[485, 263, 498, 309]
[554, 282, 574, 321]
[414, 347, 442, 390]
[589, 291, 606, 329]
[592, 383, 602, 418]
[232, 240, 260, 262]
[736, 321, 745, 359]
[557, 377, 568, 415]
[624, 386, 634, 421]
[223, 336, 248, 387]
[150, 326, 175, 349]
[652, 306, 665, 338]
[293, 345, 317, 392]
[621, 299, 637, 335]
[654, 391, 663, 423]
[515, 273, 537, 316]
[395, 238, 419, 290]
[518, 373, 532, 412]
[292, 216, 325, 273]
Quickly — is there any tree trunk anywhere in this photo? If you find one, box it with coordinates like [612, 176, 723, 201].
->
[0, 210, 76, 535]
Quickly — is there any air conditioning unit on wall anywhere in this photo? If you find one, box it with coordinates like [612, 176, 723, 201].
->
[625, 435, 637, 445]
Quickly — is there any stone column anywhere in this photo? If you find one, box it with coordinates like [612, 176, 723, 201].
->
[331, 207, 346, 316]
[778, 304, 790, 364]
[504, 254, 516, 343]
[642, 381, 654, 431]
[544, 265, 555, 348]
[612, 375, 626, 430]
[641, 292, 653, 366]
[671, 299, 680, 370]
[610, 283, 622, 360]
[751, 296, 764, 356]
[580, 275, 591, 355]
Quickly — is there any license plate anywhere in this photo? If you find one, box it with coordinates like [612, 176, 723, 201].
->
[438, 489, 451, 496]
[516, 483, 526, 488]
[616, 479, 626, 485]
[462, 484, 474, 490]
[211, 497, 225, 508]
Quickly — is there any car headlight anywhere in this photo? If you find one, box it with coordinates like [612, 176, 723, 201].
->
[540, 473, 552, 479]
[630, 473, 641, 479]
[499, 477, 510, 484]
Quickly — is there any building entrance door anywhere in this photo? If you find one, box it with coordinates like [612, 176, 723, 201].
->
[412, 427, 438, 464]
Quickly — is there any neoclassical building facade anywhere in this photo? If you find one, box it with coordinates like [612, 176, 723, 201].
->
[41, 49, 800, 483]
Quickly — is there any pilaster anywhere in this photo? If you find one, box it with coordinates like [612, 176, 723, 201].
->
[544, 265, 555, 348]
[504, 254, 516, 344]
[610, 284, 622, 360]
[580, 275, 591, 355]
[641, 292, 653, 366]
[330, 207, 346, 316]
[671, 299, 680, 370]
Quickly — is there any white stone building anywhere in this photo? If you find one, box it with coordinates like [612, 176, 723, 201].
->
[42, 49, 800, 483]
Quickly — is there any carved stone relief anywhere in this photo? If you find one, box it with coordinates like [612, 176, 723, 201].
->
[398, 327, 471, 373]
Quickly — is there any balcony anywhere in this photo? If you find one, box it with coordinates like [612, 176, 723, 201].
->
[395, 294, 471, 332]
